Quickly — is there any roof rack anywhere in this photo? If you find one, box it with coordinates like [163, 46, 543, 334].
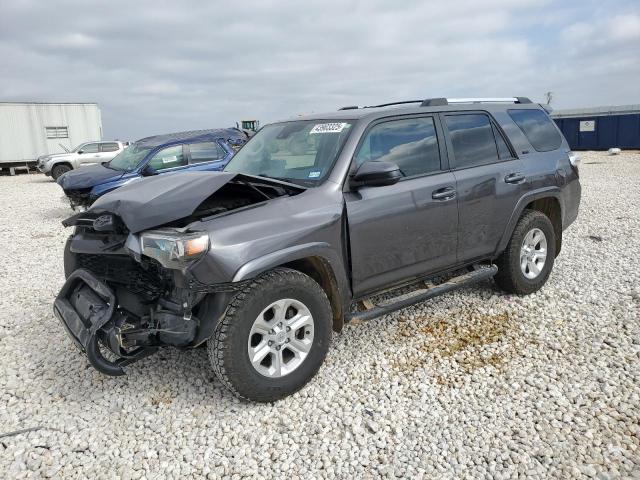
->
[338, 96, 532, 111]
[427, 97, 532, 105]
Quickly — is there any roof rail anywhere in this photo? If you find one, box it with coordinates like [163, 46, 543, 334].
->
[338, 97, 532, 111]
[363, 100, 425, 109]
[423, 97, 532, 105]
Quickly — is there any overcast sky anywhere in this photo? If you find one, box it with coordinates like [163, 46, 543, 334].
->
[1, 0, 639, 140]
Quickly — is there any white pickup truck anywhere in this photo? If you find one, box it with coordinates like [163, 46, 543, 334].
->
[37, 141, 128, 180]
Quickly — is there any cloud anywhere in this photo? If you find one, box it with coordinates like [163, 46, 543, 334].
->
[0, 0, 638, 139]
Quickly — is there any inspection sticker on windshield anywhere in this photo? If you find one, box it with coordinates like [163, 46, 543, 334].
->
[310, 122, 348, 134]
[308, 170, 321, 178]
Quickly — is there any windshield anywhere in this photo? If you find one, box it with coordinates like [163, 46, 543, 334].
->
[106, 144, 152, 171]
[224, 120, 353, 186]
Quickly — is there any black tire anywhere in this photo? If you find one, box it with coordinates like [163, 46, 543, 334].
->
[494, 210, 556, 295]
[208, 268, 332, 402]
[51, 164, 71, 180]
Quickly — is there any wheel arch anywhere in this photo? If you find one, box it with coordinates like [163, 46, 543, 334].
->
[497, 189, 564, 257]
[279, 256, 345, 332]
[232, 243, 350, 332]
[52, 161, 73, 170]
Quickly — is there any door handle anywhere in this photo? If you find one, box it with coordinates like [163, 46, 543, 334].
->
[505, 172, 526, 184]
[432, 187, 456, 200]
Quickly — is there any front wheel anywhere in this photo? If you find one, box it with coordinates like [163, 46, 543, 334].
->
[208, 268, 332, 402]
[51, 164, 72, 180]
[494, 210, 556, 295]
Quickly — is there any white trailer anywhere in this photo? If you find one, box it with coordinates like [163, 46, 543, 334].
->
[0, 102, 103, 171]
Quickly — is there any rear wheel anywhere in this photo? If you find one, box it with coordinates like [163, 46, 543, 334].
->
[495, 210, 556, 295]
[208, 268, 332, 402]
[51, 164, 72, 180]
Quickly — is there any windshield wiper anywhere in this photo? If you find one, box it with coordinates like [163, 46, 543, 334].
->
[256, 173, 312, 188]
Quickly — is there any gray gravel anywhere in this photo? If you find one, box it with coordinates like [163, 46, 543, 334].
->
[1, 150, 639, 479]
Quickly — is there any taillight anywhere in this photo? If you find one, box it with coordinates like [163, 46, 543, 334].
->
[569, 152, 580, 176]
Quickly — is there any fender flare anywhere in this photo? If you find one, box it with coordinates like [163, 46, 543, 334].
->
[234, 242, 351, 326]
[194, 243, 350, 344]
[232, 242, 343, 282]
[496, 187, 564, 255]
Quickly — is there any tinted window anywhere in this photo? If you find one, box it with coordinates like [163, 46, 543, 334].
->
[508, 109, 562, 152]
[493, 126, 513, 160]
[445, 114, 498, 168]
[354, 117, 440, 177]
[101, 142, 119, 152]
[189, 141, 226, 163]
[148, 145, 186, 170]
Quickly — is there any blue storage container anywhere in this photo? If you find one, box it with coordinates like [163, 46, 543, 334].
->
[551, 105, 640, 150]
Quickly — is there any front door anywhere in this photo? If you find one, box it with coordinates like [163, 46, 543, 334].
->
[77, 142, 101, 166]
[442, 112, 528, 263]
[345, 115, 458, 297]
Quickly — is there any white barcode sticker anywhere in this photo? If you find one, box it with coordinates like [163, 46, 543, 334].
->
[310, 122, 348, 134]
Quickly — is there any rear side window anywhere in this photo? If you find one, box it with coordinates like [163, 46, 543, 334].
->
[445, 114, 499, 168]
[494, 126, 513, 160]
[100, 142, 119, 152]
[354, 117, 441, 177]
[189, 141, 226, 163]
[508, 109, 562, 152]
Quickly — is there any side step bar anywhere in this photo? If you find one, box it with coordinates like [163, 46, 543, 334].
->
[346, 265, 498, 323]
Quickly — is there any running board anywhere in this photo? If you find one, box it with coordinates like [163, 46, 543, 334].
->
[346, 265, 498, 323]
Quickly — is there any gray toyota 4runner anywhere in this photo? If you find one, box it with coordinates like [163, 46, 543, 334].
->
[55, 97, 581, 402]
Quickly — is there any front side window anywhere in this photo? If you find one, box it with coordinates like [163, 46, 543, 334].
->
[354, 117, 441, 177]
[80, 143, 99, 154]
[189, 141, 226, 163]
[445, 114, 499, 168]
[224, 120, 354, 186]
[508, 109, 562, 152]
[148, 145, 186, 171]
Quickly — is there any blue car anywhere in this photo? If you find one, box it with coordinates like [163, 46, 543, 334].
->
[58, 128, 248, 209]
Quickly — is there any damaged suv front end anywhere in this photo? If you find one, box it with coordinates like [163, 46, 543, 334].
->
[55, 170, 309, 375]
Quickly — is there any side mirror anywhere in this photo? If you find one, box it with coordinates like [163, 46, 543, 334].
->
[141, 165, 158, 176]
[77, 150, 84, 154]
[349, 161, 402, 189]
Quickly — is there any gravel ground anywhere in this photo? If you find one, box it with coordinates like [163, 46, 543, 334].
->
[1, 150, 639, 479]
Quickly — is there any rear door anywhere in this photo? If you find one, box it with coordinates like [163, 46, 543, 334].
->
[345, 115, 458, 297]
[442, 112, 527, 263]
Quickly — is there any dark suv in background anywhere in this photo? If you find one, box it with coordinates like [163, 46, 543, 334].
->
[54, 97, 580, 401]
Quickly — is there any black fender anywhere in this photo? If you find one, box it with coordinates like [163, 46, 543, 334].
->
[495, 187, 564, 256]
[233, 242, 350, 306]
[193, 244, 351, 344]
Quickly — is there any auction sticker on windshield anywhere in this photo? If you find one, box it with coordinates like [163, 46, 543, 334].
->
[310, 123, 349, 134]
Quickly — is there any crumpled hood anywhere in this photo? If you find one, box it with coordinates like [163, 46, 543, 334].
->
[90, 171, 238, 233]
[57, 165, 125, 190]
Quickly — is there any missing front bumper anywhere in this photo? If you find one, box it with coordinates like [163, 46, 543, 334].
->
[54, 268, 155, 376]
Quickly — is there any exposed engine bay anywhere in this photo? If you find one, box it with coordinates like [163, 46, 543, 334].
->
[56, 174, 304, 375]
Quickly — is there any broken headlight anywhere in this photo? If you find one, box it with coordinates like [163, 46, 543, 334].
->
[140, 230, 209, 269]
